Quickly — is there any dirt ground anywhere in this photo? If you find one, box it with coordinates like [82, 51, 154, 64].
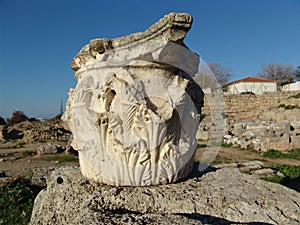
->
[0, 142, 79, 179]
[195, 145, 300, 167]
[0, 141, 299, 183]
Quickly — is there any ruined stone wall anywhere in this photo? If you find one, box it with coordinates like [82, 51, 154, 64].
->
[198, 91, 300, 151]
[202, 91, 300, 120]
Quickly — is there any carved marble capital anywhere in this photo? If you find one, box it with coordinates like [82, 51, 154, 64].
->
[63, 13, 204, 186]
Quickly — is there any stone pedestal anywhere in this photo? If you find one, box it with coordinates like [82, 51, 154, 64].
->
[30, 166, 300, 225]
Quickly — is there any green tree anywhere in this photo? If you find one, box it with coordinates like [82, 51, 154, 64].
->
[208, 62, 233, 86]
[7, 111, 28, 125]
[0, 116, 6, 125]
[195, 62, 233, 92]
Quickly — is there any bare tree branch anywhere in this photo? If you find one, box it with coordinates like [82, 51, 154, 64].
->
[257, 63, 296, 85]
[207, 62, 233, 86]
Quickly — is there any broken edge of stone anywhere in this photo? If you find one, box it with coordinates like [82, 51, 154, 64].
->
[71, 12, 193, 72]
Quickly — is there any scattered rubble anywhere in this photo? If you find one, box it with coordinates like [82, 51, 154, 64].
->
[0, 120, 71, 144]
[37, 143, 65, 155]
[224, 119, 300, 151]
[214, 160, 285, 178]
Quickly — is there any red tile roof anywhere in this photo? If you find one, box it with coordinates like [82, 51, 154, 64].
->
[224, 77, 276, 86]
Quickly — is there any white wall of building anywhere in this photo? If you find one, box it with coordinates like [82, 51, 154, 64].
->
[226, 82, 277, 95]
[282, 81, 300, 91]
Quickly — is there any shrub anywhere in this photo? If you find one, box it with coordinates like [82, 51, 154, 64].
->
[7, 111, 28, 125]
[289, 93, 300, 99]
[0, 178, 42, 225]
[0, 116, 6, 125]
[28, 117, 40, 122]
[271, 165, 300, 179]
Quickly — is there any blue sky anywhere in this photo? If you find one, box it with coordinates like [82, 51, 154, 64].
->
[0, 0, 299, 119]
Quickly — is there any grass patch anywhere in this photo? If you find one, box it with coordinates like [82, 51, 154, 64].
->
[270, 165, 300, 179]
[262, 176, 285, 183]
[15, 141, 26, 148]
[197, 143, 207, 148]
[263, 165, 300, 185]
[22, 151, 36, 157]
[286, 148, 300, 159]
[221, 142, 233, 148]
[0, 141, 26, 149]
[46, 155, 78, 163]
[263, 149, 300, 160]
[27, 170, 34, 181]
[0, 151, 36, 159]
[253, 158, 268, 162]
[263, 149, 285, 158]
[211, 156, 232, 165]
[278, 104, 299, 110]
[289, 93, 300, 99]
[0, 178, 42, 225]
[0, 152, 15, 158]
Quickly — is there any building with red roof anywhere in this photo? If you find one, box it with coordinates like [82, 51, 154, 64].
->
[223, 77, 277, 95]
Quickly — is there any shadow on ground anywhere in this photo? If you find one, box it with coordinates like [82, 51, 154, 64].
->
[282, 175, 300, 192]
[186, 162, 218, 179]
[92, 208, 273, 225]
[177, 213, 273, 225]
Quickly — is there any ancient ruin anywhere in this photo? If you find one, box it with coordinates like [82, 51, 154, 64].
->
[63, 13, 204, 186]
[30, 166, 300, 225]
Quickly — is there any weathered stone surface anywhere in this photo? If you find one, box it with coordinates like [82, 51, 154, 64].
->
[37, 143, 65, 155]
[0, 120, 71, 143]
[291, 120, 300, 135]
[214, 161, 286, 178]
[63, 13, 204, 186]
[0, 170, 6, 177]
[214, 160, 264, 172]
[0, 125, 4, 142]
[251, 168, 284, 178]
[196, 130, 209, 141]
[31, 167, 56, 186]
[199, 91, 300, 143]
[223, 119, 300, 152]
[260, 108, 300, 122]
[2, 127, 24, 140]
[201, 91, 300, 121]
[291, 135, 300, 149]
[30, 166, 300, 225]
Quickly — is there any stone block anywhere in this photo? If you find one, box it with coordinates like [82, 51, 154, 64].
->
[269, 134, 291, 151]
[30, 166, 300, 225]
[37, 143, 65, 155]
[197, 130, 209, 141]
[291, 135, 300, 149]
[241, 131, 255, 141]
[260, 138, 270, 152]
[290, 121, 300, 135]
